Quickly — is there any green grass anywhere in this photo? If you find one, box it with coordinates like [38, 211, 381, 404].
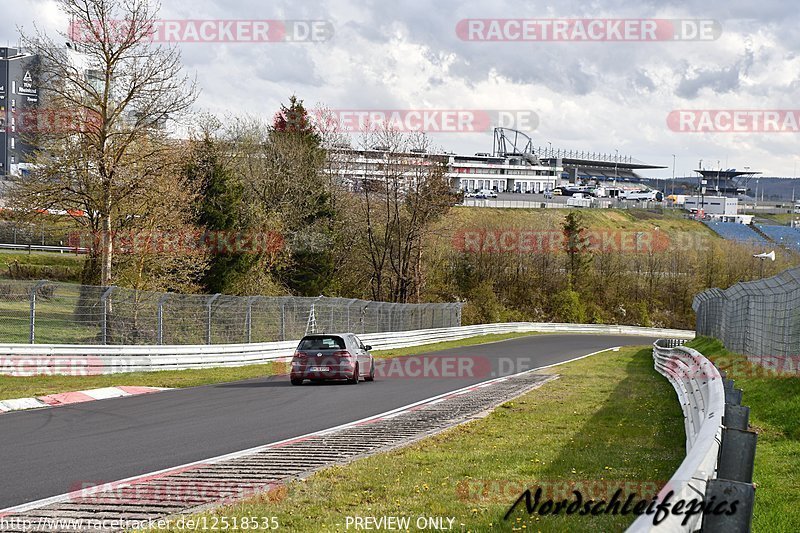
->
[749, 213, 797, 225]
[0, 250, 84, 282]
[685, 337, 800, 532]
[154, 345, 685, 533]
[445, 206, 716, 237]
[0, 332, 541, 401]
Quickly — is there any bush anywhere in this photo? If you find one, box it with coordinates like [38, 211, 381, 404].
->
[461, 282, 503, 324]
[552, 289, 587, 323]
[5, 260, 80, 282]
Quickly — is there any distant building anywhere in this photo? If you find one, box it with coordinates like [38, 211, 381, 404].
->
[686, 196, 755, 223]
[326, 146, 562, 194]
[447, 152, 561, 193]
[0, 47, 40, 177]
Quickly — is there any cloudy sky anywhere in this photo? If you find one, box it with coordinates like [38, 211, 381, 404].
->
[2, 0, 799, 178]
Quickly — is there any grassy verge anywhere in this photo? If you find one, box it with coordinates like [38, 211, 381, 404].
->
[155, 345, 685, 532]
[0, 250, 83, 282]
[685, 337, 800, 532]
[0, 332, 540, 401]
[445, 205, 715, 237]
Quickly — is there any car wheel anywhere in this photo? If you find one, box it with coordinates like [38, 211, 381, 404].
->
[348, 364, 359, 384]
[290, 378, 303, 386]
[365, 362, 375, 382]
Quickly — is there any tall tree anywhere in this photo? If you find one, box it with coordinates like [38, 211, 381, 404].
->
[12, 0, 197, 285]
[185, 118, 247, 294]
[562, 211, 592, 290]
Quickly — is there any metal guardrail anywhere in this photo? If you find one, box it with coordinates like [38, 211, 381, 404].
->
[627, 339, 756, 533]
[0, 323, 696, 375]
[0, 243, 87, 253]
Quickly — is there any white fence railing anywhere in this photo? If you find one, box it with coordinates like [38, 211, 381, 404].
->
[0, 323, 695, 375]
[626, 339, 725, 533]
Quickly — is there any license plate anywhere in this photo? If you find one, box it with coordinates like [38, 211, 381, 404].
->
[309, 366, 330, 372]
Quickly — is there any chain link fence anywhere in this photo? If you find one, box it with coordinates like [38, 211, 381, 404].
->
[693, 267, 800, 358]
[0, 280, 462, 345]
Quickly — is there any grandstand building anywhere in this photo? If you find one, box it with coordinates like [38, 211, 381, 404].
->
[326, 146, 562, 194]
[695, 168, 762, 196]
[448, 152, 561, 193]
[537, 151, 666, 185]
[327, 128, 668, 195]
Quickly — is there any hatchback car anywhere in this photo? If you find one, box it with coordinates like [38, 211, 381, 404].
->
[290, 333, 375, 385]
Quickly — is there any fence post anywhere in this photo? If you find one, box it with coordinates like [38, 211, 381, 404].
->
[206, 293, 221, 345]
[100, 286, 117, 345]
[361, 305, 368, 334]
[29, 280, 48, 344]
[245, 296, 254, 343]
[280, 302, 286, 341]
[157, 293, 170, 345]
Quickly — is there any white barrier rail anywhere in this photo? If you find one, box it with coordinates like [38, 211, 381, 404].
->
[626, 339, 725, 533]
[0, 323, 695, 375]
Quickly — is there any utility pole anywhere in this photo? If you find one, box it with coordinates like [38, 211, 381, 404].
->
[671, 154, 676, 197]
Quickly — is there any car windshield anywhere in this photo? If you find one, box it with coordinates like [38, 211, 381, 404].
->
[298, 336, 346, 350]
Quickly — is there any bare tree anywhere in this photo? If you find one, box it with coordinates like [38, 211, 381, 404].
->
[12, 0, 197, 285]
[356, 127, 453, 303]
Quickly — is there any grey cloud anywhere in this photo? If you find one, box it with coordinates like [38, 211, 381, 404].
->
[675, 49, 753, 99]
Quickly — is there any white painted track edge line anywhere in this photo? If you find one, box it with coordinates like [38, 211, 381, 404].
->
[0, 345, 620, 516]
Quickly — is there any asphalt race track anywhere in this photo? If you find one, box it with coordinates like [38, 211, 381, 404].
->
[0, 334, 656, 510]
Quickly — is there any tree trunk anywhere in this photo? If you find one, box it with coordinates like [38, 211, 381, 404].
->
[101, 211, 113, 285]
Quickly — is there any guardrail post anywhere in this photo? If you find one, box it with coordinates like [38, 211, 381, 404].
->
[100, 286, 117, 345]
[725, 387, 743, 406]
[29, 280, 48, 344]
[701, 479, 755, 532]
[717, 427, 758, 483]
[157, 293, 170, 345]
[724, 404, 750, 431]
[206, 293, 221, 345]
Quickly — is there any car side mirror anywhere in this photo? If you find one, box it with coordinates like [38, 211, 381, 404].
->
[364, 345, 372, 351]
